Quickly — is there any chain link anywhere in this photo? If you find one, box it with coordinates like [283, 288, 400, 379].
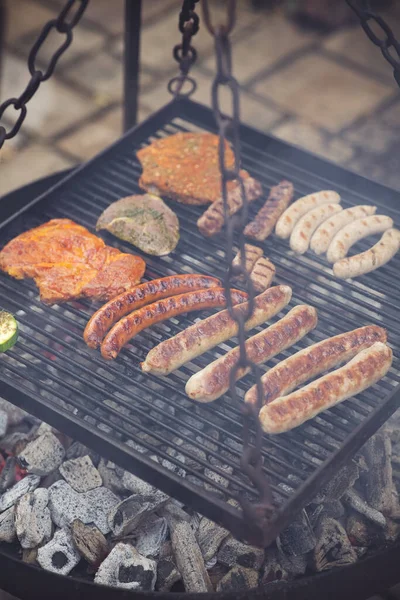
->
[202, 0, 274, 537]
[168, 0, 200, 98]
[346, 0, 400, 87]
[0, 0, 89, 150]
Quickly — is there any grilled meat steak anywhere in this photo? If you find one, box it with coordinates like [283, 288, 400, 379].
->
[0, 219, 146, 304]
[96, 194, 179, 256]
[137, 132, 250, 205]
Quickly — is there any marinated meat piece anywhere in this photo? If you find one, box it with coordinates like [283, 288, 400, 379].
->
[96, 194, 179, 256]
[137, 132, 250, 206]
[0, 219, 146, 305]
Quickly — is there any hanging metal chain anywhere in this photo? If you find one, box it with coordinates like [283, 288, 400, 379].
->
[168, 0, 200, 98]
[202, 0, 274, 538]
[346, 0, 400, 88]
[0, 0, 89, 151]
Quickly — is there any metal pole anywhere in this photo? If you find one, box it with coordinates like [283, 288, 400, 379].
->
[0, 0, 5, 96]
[123, 0, 142, 132]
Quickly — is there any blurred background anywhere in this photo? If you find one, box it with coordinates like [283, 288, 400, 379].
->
[0, 0, 400, 197]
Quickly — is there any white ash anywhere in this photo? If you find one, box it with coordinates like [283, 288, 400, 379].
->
[71, 519, 108, 567]
[156, 541, 181, 592]
[135, 515, 168, 558]
[0, 475, 41, 512]
[0, 398, 28, 426]
[97, 459, 125, 493]
[48, 480, 119, 535]
[161, 450, 186, 478]
[59, 455, 102, 493]
[179, 443, 207, 470]
[314, 517, 357, 572]
[95, 543, 157, 591]
[163, 502, 212, 593]
[15, 488, 52, 549]
[314, 461, 360, 503]
[217, 566, 259, 592]
[0, 506, 16, 543]
[343, 489, 387, 528]
[197, 517, 230, 562]
[18, 431, 65, 476]
[362, 429, 394, 515]
[218, 536, 264, 571]
[204, 465, 232, 491]
[0, 410, 8, 437]
[278, 509, 316, 556]
[108, 491, 168, 537]
[37, 528, 81, 576]
[65, 441, 99, 466]
[122, 470, 161, 497]
[22, 547, 38, 565]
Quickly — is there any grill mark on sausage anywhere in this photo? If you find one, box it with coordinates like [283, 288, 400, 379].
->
[245, 325, 387, 407]
[100, 287, 247, 360]
[244, 181, 294, 241]
[197, 178, 262, 237]
[84, 274, 221, 348]
[259, 342, 392, 434]
[186, 305, 317, 403]
[141, 285, 292, 376]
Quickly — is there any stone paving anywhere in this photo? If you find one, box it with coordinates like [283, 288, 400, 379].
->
[1, 0, 400, 197]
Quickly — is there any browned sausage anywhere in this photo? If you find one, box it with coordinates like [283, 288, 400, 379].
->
[84, 274, 221, 349]
[101, 287, 248, 360]
[245, 324, 387, 407]
[259, 342, 392, 434]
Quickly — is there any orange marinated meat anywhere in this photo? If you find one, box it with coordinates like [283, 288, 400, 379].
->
[0, 219, 146, 304]
[137, 132, 250, 205]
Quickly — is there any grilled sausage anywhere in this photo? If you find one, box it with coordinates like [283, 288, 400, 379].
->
[197, 177, 262, 237]
[186, 305, 317, 403]
[275, 191, 341, 239]
[250, 257, 276, 292]
[141, 285, 292, 376]
[232, 244, 263, 279]
[244, 180, 294, 241]
[290, 204, 342, 255]
[326, 215, 393, 263]
[333, 228, 400, 279]
[310, 205, 377, 255]
[84, 274, 221, 349]
[101, 287, 248, 360]
[259, 342, 392, 434]
[245, 324, 387, 407]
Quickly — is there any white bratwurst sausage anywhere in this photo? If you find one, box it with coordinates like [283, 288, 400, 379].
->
[326, 215, 393, 263]
[275, 190, 341, 239]
[185, 305, 318, 403]
[333, 228, 400, 279]
[141, 285, 292, 376]
[290, 204, 342, 255]
[258, 342, 392, 434]
[310, 205, 377, 255]
[244, 324, 387, 407]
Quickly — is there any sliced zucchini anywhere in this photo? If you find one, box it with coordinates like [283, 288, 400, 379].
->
[0, 311, 18, 352]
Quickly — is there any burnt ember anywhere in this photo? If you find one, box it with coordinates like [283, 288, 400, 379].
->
[1, 400, 400, 592]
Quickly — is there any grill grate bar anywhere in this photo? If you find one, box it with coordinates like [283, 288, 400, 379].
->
[1, 99, 399, 544]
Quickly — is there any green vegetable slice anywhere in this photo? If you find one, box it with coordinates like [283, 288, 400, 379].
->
[0, 311, 18, 352]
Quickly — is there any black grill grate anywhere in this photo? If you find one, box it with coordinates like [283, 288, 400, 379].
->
[0, 99, 399, 545]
